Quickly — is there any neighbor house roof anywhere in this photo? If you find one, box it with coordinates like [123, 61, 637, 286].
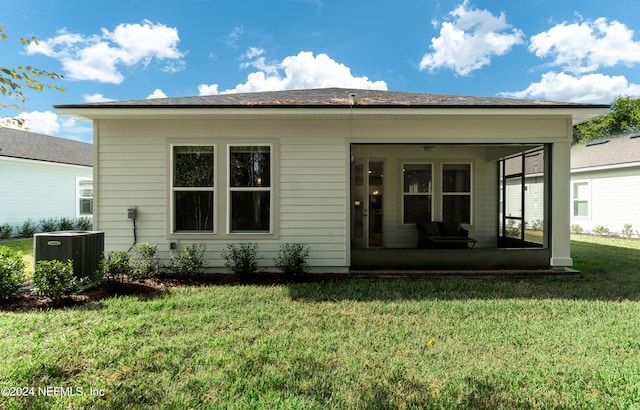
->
[0, 127, 92, 167]
[55, 88, 609, 125]
[571, 135, 640, 171]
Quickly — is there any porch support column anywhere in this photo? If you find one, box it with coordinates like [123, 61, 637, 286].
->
[550, 141, 572, 268]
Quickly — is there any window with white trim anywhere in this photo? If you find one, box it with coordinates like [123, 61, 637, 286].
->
[172, 145, 215, 233]
[442, 163, 472, 223]
[228, 145, 271, 232]
[572, 181, 590, 217]
[402, 163, 432, 224]
[76, 178, 93, 217]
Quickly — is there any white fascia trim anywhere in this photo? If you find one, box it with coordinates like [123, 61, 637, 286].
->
[0, 156, 92, 170]
[571, 161, 640, 174]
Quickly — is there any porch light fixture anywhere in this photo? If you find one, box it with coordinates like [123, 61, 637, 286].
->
[349, 93, 358, 106]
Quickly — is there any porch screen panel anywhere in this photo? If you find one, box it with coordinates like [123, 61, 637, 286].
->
[442, 164, 471, 223]
[229, 145, 271, 232]
[403, 163, 432, 224]
[172, 145, 215, 232]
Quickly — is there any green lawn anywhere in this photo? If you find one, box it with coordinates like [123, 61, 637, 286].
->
[1, 236, 639, 409]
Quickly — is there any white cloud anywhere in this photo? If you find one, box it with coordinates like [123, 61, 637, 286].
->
[146, 89, 167, 99]
[500, 72, 640, 103]
[83, 93, 115, 103]
[219, 50, 387, 94]
[7, 111, 61, 135]
[420, 0, 524, 75]
[529, 18, 640, 73]
[2, 111, 93, 142]
[198, 83, 219, 96]
[26, 20, 185, 84]
[222, 26, 244, 48]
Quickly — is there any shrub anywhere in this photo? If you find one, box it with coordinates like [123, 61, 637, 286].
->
[274, 243, 310, 280]
[103, 250, 133, 283]
[17, 219, 37, 238]
[222, 243, 258, 279]
[58, 217, 75, 231]
[168, 244, 206, 276]
[0, 223, 12, 239]
[0, 246, 26, 299]
[40, 218, 59, 232]
[592, 225, 611, 236]
[621, 223, 634, 238]
[33, 259, 76, 304]
[130, 243, 162, 279]
[75, 217, 92, 231]
[570, 224, 584, 234]
[530, 219, 544, 231]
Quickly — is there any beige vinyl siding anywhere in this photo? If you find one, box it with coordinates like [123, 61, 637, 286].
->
[94, 119, 348, 272]
[570, 166, 640, 236]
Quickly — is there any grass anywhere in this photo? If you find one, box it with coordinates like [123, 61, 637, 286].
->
[1, 236, 639, 409]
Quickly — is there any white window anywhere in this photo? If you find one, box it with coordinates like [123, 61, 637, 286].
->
[572, 181, 590, 218]
[228, 145, 272, 233]
[76, 178, 93, 217]
[402, 163, 433, 224]
[171, 145, 215, 233]
[442, 163, 472, 223]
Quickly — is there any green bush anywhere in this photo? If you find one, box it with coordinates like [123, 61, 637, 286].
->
[130, 243, 162, 279]
[103, 250, 133, 283]
[40, 218, 58, 232]
[274, 243, 310, 280]
[58, 217, 75, 231]
[0, 246, 26, 299]
[33, 259, 76, 304]
[570, 224, 584, 234]
[621, 223, 634, 238]
[592, 225, 611, 236]
[222, 243, 258, 279]
[168, 244, 206, 276]
[0, 223, 12, 239]
[75, 217, 92, 231]
[17, 219, 37, 238]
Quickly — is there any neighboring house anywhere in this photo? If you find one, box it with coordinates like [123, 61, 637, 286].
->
[570, 135, 640, 237]
[55, 88, 607, 271]
[0, 127, 93, 235]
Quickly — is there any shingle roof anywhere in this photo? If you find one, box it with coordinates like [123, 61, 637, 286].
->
[55, 87, 607, 109]
[0, 127, 92, 167]
[571, 135, 640, 170]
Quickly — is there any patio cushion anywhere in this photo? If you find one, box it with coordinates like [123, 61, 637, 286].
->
[440, 221, 463, 236]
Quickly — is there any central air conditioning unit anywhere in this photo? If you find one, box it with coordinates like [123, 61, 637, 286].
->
[34, 231, 104, 278]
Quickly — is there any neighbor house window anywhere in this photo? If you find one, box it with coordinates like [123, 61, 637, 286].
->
[572, 181, 590, 217]
[76, 178, 93, 217]
[172, 145, 215, 232]
[402, 163, 432, 224]
[442, 163, 472, 223]
[228, 145, 271, 232]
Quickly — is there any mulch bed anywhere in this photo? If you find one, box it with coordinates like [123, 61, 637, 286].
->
[0, 273, 348, 312]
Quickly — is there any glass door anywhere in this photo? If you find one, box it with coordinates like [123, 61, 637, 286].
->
[368, 161, 384, 247]
[351, 158, 384, 248]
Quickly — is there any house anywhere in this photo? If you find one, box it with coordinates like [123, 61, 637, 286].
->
[570, 135, 640, 237]
[0, 127, 93, 235]
[54, 88, 607, 272]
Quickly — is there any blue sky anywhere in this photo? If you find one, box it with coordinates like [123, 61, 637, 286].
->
[3, 0, 640, 142]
